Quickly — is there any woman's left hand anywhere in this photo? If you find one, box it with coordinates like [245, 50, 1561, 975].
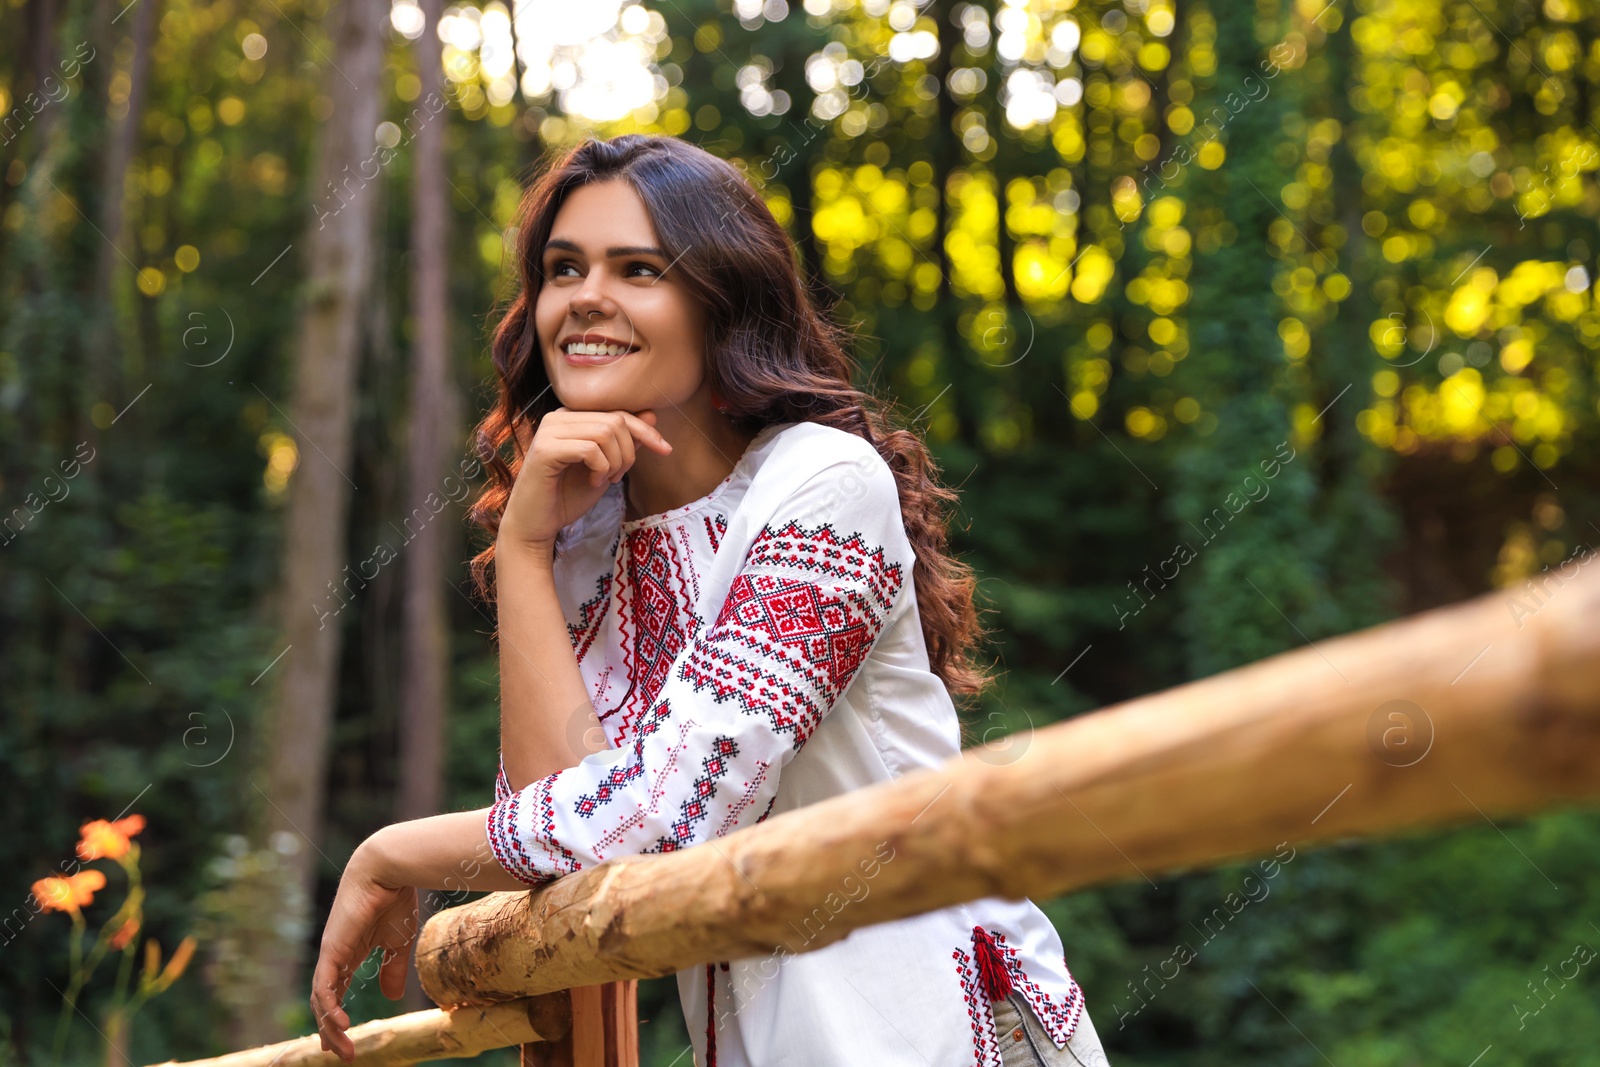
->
[310, 838, 419, 1063]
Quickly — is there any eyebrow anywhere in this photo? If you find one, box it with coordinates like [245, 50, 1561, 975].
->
[542, 238, 665, 258]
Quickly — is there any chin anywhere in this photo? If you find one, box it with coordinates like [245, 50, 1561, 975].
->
[554, 375, 697, 415]
[549, 382, 646, 413]
[553, 393, 626, 413]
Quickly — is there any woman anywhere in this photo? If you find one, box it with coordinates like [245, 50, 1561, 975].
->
[311, 133, 1110, 1067]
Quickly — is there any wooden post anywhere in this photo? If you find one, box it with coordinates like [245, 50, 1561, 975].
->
[519, 982, 636, 1067]
[600, 981, 640, 1067]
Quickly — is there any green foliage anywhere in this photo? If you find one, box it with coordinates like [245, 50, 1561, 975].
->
[2, 0, 1598, 1064]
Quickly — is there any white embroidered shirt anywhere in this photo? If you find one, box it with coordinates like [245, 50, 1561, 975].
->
[486, 420, 1104, 1067]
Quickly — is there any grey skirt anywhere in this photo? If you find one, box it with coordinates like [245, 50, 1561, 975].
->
[990, 992, 1112, 1067]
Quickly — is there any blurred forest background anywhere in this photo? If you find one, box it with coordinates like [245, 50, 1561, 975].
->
[3, 0, 1600, 1063]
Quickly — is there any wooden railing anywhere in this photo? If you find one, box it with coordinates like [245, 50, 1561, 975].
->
[148, 561, 1600, 1067]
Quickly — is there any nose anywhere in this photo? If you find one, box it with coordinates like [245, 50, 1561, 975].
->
[570, 266, 615, 322]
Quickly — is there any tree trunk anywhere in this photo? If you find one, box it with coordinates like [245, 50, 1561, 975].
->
[928, 0, 957, 306]
[396, 0, 460, 1012]
[237, 0, 389, 1048]
[87, 0, 158, 410]
[0, 0, 60, 268]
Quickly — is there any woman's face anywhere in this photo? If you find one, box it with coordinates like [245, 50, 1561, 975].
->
[533, 178, 710, 416]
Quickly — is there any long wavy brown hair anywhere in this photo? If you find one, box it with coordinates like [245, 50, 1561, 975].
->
[467, 133, 994, 708]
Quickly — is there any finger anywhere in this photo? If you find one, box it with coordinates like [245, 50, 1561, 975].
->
[578, 436, 617, 487]
[311, 987, 350, 1059]
[331, 956, 359, 1006]
[552, 439, 612, 488]
[313, 990, 350, 1036]
[619, 410, 673, 454]
[621, 410, 670, 452]
[379, 945, 409, 1001]
[523, 406, 581, 454]
[312, 957, 348, 1023]
[323, 1005, 353, 1061]
[606, 416, 638, 483]
[556, 410, 664, 462]
[548, 422, 622, 486]
[581, 425, 623, 482]
[318, 1029, 352, 1059]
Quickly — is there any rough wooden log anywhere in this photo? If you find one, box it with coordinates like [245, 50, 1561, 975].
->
[143, 997, 568, 1067]
[417, 556, 1600, 1008]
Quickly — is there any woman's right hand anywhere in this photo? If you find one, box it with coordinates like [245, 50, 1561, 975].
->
[499, 407, 673, 554]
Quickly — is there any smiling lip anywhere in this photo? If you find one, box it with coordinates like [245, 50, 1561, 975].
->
[557, 331, 640, 366]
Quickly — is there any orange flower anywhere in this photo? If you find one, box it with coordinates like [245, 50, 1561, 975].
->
[76, 815, 147, 861]
[31, 870, 108, 914]
[109, 916, 141, 950]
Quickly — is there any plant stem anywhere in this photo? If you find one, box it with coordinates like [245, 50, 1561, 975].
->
[102, 1011, 128, 1067]
[50, 913, 88, 1067]
[103, 853, 146, 1067]
[109, 942, 137, 1028]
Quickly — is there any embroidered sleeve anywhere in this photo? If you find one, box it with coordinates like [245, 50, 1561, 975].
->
[485, 453, 911, 887]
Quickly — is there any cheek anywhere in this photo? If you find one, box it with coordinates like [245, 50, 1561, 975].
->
[532, 291, 565, 367]
[531, 300, 567, 382]
[533, 289, 561, 339]
[639, 292, 705, 351]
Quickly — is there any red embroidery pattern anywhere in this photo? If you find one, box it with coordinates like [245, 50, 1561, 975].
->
[607, 526, 706, 745]
[953, 925, 1086, 1066]
[677, 571, 896, 748]
[954, 940, 1003, 1067]
[567, 569, 613, 662]
[571, 702, 674, 819]
[650, 737, 740, 853]
[485, 774, 579, 887]
[704, 511, 728, 554]
[590, 708, 698, 858]
[717, 760, 773, 835]
[573, 759, 642, 819]
[744, 520, 901, 615]
[592, 663, 617, 703]
[487, 700, 673, 884]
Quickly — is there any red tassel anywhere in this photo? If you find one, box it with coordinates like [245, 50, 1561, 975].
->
[973, 926, 1014, 1003]
[705, 961, 718, 1066]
